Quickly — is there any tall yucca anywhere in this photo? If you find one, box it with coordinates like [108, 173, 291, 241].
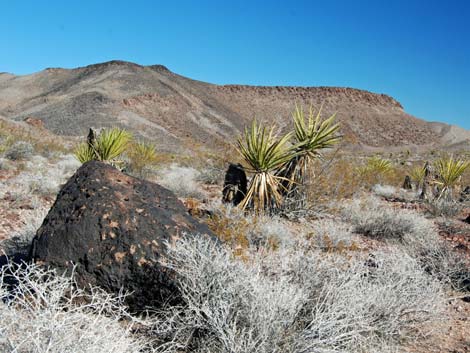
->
[237, 120, 295, 212]
[279, 105, 341, 199]
[433, 155, 470, 200]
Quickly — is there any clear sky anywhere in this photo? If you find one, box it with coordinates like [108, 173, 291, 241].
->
[1, 0, 469, 128]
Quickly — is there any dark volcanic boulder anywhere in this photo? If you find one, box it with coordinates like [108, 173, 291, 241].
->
[222, 163, 247, 206]
[30, 161, 214, 311]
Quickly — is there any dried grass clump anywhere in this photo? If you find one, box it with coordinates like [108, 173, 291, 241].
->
[340, 196, 469, 291]
[149, 236, 447, 353]
[0, 262, 146, 353]
[342, 196, 438, 246]
[306, 157, 361, 204]
[308, 218, 358, 251]
[294, 249, 447, 353]
[9, 154, 80, 197]
[156, 164, 203, 198]
[425, 199, 463, 218]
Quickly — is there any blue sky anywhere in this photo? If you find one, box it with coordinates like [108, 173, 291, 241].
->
[1, 0, 469, 128]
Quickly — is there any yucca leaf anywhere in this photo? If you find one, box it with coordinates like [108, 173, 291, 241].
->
[74, 142, 96, 163]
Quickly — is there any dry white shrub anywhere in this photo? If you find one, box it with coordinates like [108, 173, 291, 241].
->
[414, 240, 470, 292]
[7, 154, 80, 198]
[309, 219, 356, 249]
[372, 184, 397, 199]
[157, 164, 203, 198]
[293, 249, 446, 353]
[0, 157, 15, 171]
[249, 214, 294, 248]
[4, 141, 34, 160]
[425, 199, 463, 218]
[0, 262, 146, 353]
[342, 196, 438, 247]
[340, 196, 468, 292]
[149, 236, 447, 353]
[150, 236, 306, 353]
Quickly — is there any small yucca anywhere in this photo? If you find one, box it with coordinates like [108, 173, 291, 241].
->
[357, 156, 392, 176]
[94, 128, 132, 161]
[409, 165, 427, 186]
[433, 155, 470, 200]
[74, 127, 132, 166]
[128, 141, 157, 175]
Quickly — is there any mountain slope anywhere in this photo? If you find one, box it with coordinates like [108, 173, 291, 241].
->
[0, 60, 468, 152]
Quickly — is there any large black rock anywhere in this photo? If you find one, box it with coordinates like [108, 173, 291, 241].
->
[30, 161, 214, 311]
[222, 163, 247, 206]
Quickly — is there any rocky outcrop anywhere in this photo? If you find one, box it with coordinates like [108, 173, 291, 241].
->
[2, 60, 469, 150]
[30, 161, 214, 311]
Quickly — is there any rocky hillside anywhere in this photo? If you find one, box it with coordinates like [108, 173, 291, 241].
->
[1, 60, 468, 152]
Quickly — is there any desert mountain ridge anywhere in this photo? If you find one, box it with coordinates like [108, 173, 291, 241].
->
[0, 60, 469, 153]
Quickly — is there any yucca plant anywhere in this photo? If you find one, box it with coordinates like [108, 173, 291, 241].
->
[74, 127, 132, 167]
[128, 141, 158, 176]
[74, 141, 96, 163]
[409, 164, 427, 188]
[357, 156, 392, 177]
[94, 128, 132, 162]
[237, 120, 295, 213]
[279, 105, 341, 204]
[433, 155, 470, 200]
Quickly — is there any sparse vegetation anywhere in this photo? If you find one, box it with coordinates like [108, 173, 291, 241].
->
[146, 236, 447, 353]
[1, 103, 470, 353]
